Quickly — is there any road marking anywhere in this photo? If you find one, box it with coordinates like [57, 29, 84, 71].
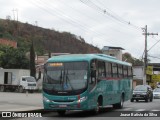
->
[150, 110, 160, 111]
[135, 109, 146, 111]
[122, 108, 133, 111]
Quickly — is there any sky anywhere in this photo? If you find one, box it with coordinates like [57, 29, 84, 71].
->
[1, 0, 160, 62]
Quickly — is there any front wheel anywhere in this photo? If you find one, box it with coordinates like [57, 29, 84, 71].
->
[19, 86, 24, 93]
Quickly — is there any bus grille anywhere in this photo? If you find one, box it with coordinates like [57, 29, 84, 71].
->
[28, 83, 36, 86]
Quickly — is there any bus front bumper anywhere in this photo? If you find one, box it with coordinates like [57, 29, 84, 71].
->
[43, 96, 89, 110]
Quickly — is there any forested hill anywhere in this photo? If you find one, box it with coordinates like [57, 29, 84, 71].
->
[0, 19, 101, 55]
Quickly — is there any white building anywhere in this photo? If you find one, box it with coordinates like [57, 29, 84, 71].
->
[102, 46, 124, 61]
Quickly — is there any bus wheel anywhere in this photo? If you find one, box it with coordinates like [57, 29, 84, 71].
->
[92, 100, 100, 114]
[113, 95, 124, 109]
[95, 101, 100, 114]
[57, 110, 66, 116]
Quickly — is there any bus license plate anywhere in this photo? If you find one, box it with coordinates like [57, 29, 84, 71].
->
[59, 105, 67, 108]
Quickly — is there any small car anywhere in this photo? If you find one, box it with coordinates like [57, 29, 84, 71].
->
[153, 88, 160, 99]
[130, 85, 153, 102]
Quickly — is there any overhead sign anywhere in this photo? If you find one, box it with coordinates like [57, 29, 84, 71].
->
[146, 66, 153, 75]
[152, 74, 160, 82]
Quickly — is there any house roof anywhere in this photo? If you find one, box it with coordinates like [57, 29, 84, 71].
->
[102, 46, 125, 51]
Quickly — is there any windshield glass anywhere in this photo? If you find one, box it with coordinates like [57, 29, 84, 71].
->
[153, 88, 160, 92]
[43, 62, 88, 95]
[134, 85, 147, 91]
[24, 77, 36, 82]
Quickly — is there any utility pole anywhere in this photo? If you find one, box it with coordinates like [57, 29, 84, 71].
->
[142, 25, 158, 85]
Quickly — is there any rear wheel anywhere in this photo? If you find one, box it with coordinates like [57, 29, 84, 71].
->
[113, 94, 124, 109]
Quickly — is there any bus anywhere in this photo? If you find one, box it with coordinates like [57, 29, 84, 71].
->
[43, 54, 133, 115]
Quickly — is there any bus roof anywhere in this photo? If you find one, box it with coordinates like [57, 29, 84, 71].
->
[47, 54, 132, 66]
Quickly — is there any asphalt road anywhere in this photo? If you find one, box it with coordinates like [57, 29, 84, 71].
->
[0, 92, 43, 111]
[0, 92, 160, 120]
[15, 99, 160, 120]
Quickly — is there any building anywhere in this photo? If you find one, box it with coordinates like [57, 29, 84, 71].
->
[133, 66, 143, 88]
[0, 38, 17, 48]
[102, 46, 124, 61]
[35, 53, 70, 65]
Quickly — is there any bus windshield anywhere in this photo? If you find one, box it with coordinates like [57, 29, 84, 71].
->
[43, 61, 88, 95]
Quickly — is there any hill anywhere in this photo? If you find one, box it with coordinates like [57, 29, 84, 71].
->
[0, 19, 101, 55]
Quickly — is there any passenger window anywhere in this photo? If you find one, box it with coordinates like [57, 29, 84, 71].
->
[106, 62, 112, 77]
[97, 61, 106, 78]
[112, 63, 118, 77]
[123, 66, 128, 78]
[118, 65, 123, 78]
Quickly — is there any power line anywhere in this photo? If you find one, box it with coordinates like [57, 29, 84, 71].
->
[79, 0, 141, 30]
[27, 0, 115, 45]
[148, 55, 160, 60]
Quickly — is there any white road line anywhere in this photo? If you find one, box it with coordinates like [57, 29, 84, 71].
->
[135, 109, 146, 111]
[150, 110, 160, 111]
[122, 108, 133, 111]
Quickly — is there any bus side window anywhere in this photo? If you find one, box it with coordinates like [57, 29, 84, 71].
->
[106, 62, 112, 77]
[97, 61, 106, 78]
[128, 67, 133, 78]
[123, 66, 128, 78]
[112, 63, 118, 78]
[118, 65, 123, 78]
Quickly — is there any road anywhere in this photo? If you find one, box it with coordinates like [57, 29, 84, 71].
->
[0, 92, 160, 120]
[0, 92, 43, 111]
[16, 99, 160, 120]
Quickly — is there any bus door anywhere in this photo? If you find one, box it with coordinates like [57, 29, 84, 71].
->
[88, 60, 97, 108]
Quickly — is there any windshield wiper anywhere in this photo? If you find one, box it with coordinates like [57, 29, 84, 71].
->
[66, 70, 74, 90]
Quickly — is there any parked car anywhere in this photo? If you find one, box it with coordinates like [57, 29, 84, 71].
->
[153, 88, 160, 99]
[130, 85, 153, 102]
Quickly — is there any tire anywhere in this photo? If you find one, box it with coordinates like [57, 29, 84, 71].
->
[136, 99, 139, 102]
[0, 86, 5, 92]
[95, 101, 100, 114]
[19, 86, 24, 93]
[130, 99, 134, 102]
[57, 110, 66, 116]
[113, 95, 124, 109]
[145, 97, 149, 102]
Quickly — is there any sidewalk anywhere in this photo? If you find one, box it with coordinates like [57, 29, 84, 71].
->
[0, 92, 43, 112]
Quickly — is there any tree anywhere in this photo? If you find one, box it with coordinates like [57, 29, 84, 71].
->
[122, 52, 143, 66]
[30, 40, 36, 78]
[0, 45, 29, 68]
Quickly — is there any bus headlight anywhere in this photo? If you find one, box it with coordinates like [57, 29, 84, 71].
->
[43, 96, 51, 103]
[78, 96, 87, 103]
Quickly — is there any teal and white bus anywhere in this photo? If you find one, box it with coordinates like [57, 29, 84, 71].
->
[43, 54, 133, 115]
